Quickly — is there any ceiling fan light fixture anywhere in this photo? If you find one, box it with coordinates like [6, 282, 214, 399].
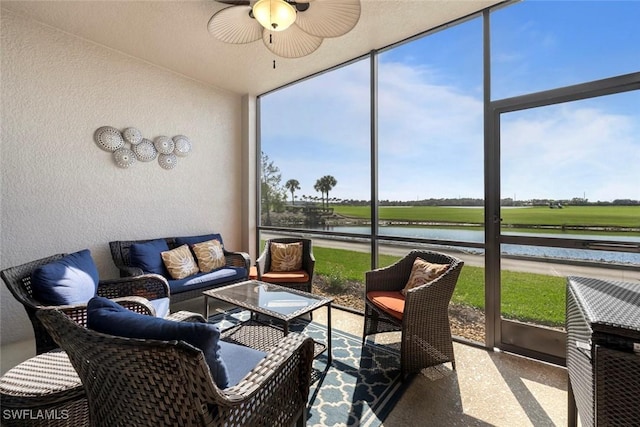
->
[253, 0, 296, 32]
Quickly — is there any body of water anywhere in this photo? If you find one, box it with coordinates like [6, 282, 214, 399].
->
[312, 225, 640, 265]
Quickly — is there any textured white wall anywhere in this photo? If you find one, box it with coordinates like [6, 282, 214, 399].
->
[0, 10, 244, 346]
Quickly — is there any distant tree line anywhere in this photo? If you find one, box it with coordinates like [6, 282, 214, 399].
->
[308, 197, 639, 207]
[262, 153, 638, 222]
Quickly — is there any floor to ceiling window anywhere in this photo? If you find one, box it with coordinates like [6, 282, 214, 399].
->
[377, 16, 486, 342]
[490, 0, 640, 361]
[258, 0, 640, 357]
[259, 58, 372, 313]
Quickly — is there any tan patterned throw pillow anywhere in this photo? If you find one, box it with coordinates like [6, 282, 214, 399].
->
[191, 239, 225, 273]
[402, 257, 450, 296]
[161, 244, 199, 280]
[270, 242, 303, 272]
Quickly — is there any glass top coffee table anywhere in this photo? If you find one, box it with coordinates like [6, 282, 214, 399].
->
[203, 280, 333, 363]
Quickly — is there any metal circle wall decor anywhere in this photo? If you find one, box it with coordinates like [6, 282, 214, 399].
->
[113, 148, 136, 168]
[94, 126, 125, 152]
[153, 136, 175, 155]
[172, 135, 192, 157]
[133, 139, 157, 162]
[93, 126, 191, 170]
[123, 127, 143, 145]
[158, 153, 178, 170]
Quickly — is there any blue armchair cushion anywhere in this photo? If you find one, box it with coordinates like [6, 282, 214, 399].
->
[175, 233, 223, 247]
[218, 341, 266, 387]
[87, 296, 229, 388]
[129, 239, 170, 276]
[149, 297, 170, 318]
[31, 249, 99, 305]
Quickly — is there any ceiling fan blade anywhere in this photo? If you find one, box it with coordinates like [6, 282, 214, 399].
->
[295, 0, 361, 38]
[262, 24, 323, 58]
[215, 0, 251, 5]
[208, 6, 263, 44]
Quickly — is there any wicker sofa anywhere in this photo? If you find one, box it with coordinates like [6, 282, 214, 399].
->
[109, 233, 250, 304]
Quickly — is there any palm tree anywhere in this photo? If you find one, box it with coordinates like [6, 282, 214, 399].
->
[314, 175, 338, 209]
[285, 179, 300, 205]
[313, 181, 323, 207]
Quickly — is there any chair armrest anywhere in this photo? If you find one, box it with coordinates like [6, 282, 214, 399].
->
[97, 274, 170, 300]
[111, 296, 157, 316]
[365, 265, 408, 293]
[224, 250, 251, 272]
[306, 253, 315, 277]
[48, 296, 155, 328]
[217, 333, 315, 405]
[255, 251, 267, 279]
[166, 310, 207, 323]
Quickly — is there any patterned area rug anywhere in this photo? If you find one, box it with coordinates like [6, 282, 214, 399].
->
[209, 310, 405, 427]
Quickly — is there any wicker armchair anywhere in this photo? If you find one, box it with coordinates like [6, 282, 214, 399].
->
[1, 253, 174, 354]
[362, 250, 464, 376]
[0, 297, 173, 427]
[253, 238, 315, 293]
[37, 308, 315, 427]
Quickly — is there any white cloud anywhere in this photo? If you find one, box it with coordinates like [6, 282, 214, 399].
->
[501, 102, 640, 201]
[262, 59, 639, 203]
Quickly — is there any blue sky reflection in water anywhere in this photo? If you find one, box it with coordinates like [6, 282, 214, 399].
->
[312, 225, 640, 265]
[260, 1, 640, 203]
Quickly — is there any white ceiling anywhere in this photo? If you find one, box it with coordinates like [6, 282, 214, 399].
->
[2, 0, 506, 96]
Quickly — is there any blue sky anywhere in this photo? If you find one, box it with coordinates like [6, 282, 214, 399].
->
[261, 1, 640, 203]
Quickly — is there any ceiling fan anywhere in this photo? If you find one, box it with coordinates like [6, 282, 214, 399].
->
[207, 0, 361, 59]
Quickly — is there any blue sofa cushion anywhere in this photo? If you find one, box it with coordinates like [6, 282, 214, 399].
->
[31, 250, 99, 305]
[167, 267, 246, 294]
[175, 233, 224, 247]
[218, 341, 266, 387]
[129, 239, 170, 276]
[87, 296, 229, 388]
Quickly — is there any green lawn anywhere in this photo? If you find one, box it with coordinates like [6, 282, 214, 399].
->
[313, 245, 566, 327]
[334, 205, 640, 229]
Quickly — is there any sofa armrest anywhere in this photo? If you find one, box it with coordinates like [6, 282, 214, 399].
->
[224, 250, 251, 272]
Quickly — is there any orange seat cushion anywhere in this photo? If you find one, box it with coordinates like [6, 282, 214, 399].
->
[261, 270, 309, 283]
[249, 266, 309, 283]
[367, 291, 405, 320]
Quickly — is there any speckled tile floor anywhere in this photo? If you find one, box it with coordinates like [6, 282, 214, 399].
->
[1, 298, 571, 426]
[198, 298, 570, 427]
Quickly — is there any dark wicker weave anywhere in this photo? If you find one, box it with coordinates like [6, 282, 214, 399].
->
[1, 254, 173, 355]
[37, 308, 315, 427]
[255, 238, 315, 293]
[362, 250, 464, 376]
[0, 296, 176, 427]
[566, 276, 640, 427]
[0, 350, 89, 427]
[109, 237, 251, 303]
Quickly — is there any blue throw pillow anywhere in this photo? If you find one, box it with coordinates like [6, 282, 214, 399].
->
[129, 239, 170, 276]
[87, 296, 229, 388]
[31, 250, 99, 305]
[175, 233, 223, 247]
